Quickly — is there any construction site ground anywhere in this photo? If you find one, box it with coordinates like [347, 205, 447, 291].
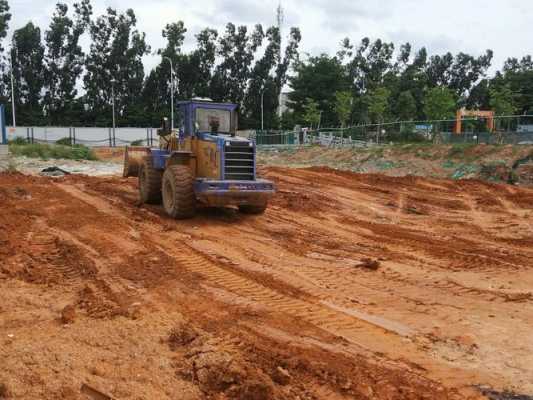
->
[1, 156, 533, 399]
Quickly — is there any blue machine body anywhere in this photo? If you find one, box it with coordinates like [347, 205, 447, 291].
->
[149, 100, 274, 207]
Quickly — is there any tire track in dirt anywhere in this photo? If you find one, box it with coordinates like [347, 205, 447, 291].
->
[43, 170, 533, 395]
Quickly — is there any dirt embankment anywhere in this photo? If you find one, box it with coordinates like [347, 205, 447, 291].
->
[258, 144, 533, 185]
[1, 167, 533, 399]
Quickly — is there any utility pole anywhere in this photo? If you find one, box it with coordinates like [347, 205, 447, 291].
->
[163, 57, 175, 130]
[261, 86, 266, 131]
[9, 48, 16, 127]
[111, 78, 116, 147]
[277, 2, 284, 123]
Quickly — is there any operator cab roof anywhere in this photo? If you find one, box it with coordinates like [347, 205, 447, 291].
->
[177, 99, 238, 111]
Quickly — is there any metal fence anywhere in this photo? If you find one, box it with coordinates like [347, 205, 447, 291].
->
[254, 115, 533, 148]
[7, 126, 158, 147]
[6, 114, 533, 149]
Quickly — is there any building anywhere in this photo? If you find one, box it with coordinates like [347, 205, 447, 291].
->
[278, 92, 291, 116]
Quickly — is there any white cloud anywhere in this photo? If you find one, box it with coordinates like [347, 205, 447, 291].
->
[5, 0, 533, 75]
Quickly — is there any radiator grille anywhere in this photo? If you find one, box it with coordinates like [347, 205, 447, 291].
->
[224, 141, 255, 180]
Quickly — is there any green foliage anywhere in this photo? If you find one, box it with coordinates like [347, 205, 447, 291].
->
[9, 142, 97, 160]
[280, 111, 297, 130]
[8, 136, 28, 145]
[0, 0, 11, 86]
[334, 91, 352, 127]
[302, 98, 320, 128]
[130, 139, 143, 146]
[396, 91, 417, 121]
[289, 54, 348, 127]
[83, 7, 150, 125]
[55, 137, 72, 146]
[447, 143, 476, 159]
[489, 85, 515, 116]
[367, 87, 390, 123]
[11, 22, 45, 125]
[4, 3, 533, 131]
[423, 87, 456, 121]
[43, 0, 92, 125]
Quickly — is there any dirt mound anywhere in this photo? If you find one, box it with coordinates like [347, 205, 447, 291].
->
[76, 282, 131, 319]
[2, 168, 533, 398]
[171, 324, 276, 399]
[515, 162, 533, 185]
[259, 144, 533, 185]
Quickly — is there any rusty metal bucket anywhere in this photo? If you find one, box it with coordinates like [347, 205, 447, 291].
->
[123, 146, 148, 177]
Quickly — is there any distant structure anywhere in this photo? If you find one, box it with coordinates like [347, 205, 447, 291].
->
[278, 92, 291, 116]
[454, 109, 494, 134]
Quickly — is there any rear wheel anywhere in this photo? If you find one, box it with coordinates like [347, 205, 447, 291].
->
[139, 156, 162, 204]
[239, 202, 267, 215]
[162, 165, 196, 219]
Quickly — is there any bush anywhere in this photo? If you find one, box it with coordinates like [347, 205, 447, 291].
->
[447, 143, 476, 159]
[8, 137, 28, 145]
[9, 142, 98, 161]
[130, 139, 144, 146]
[55, 137, 72, 146]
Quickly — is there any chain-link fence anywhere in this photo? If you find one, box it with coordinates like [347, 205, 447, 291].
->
[254, 115, 533, 147]
[7, 115, 533, 149]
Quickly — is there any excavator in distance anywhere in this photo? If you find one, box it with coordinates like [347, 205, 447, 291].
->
[123, 99, 275, 219]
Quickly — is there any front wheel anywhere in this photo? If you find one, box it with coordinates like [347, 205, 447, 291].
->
[162, 165, 196, 219]
[238, 203, 268, 215]
[139, 156, 162, 204]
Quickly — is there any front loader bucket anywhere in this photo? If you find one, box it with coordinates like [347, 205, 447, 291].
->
[123, 146, 149, 177]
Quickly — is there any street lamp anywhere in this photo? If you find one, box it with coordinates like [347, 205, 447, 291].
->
[9, 48, 16, 128]
[163, 56, 174, 131]
[110, 78, 116, 147]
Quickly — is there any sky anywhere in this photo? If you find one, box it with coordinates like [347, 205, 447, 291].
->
[6, 0, 533, 76]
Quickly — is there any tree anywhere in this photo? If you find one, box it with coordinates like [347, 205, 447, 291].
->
[243, 25, 301, 129]
[289, 54, 348, 127]
[84, 7, 150, 126]
[302, 98, 320, 128]
[396, 90, 417, 121]
[367, 87, 390, 124]
[211, 23, 264, 104]
[426, 50, 493, 101]
[11, 22, 45, 125]
[489, 85, 515, 116]
[334, 91, 352, 127]
[0, 0, 11, 117]
[423, 87, 456, 120]
[424, 87, 456, 139]
[44, 0, 92, 125]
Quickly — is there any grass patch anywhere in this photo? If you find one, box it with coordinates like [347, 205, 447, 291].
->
[447, 143, 477, 159]
[9, 142, 98, 161]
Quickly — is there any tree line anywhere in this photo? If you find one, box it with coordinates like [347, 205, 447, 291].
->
[289, 40, 533, 130]
[0, 0, 532, 130]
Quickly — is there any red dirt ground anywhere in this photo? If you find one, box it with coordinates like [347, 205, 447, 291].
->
[1, 167, 533, 399]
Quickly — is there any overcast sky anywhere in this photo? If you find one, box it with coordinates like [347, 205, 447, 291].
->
[7, 0, 533, 75]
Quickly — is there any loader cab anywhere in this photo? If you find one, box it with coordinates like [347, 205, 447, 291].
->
[177, 100, 238, 138]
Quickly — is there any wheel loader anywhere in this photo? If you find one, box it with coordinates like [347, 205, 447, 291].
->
[123, 99, 275, 219]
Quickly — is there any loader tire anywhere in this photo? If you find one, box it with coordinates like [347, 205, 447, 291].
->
[162, 165, 196, 219]
[239, 202, 267, 215]
[139, 156, 162, 204]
